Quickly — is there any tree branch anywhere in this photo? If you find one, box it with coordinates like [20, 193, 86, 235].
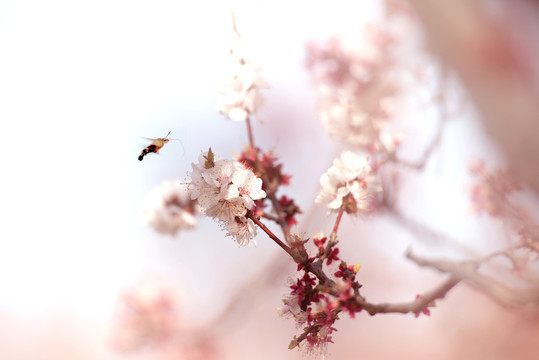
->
[407, 250, 539, 307]
[358, 276, 460, 315]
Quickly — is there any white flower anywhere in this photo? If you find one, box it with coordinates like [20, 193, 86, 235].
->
[224, 217, 258, 247]
[216, 36, 267, 121]
[190, 154, 239, 189]
[187, 149, 266, 246]
[143, 181, 197, 236]
[320, 94, 390, 152]
[316, 151, 381, 214]
[230, 169, 267, 207]
[205, 195, 247, 223]
[189, 155, 242, 214]
[277, 294, 308, 328]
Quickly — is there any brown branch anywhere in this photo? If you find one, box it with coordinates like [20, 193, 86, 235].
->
[247, 210, 294, 257]
[407, 250, 539, 307]
[260, 212, 280, 223]
[357, 276, 460, 315]
[248, 208, 461, 316]
[247, 211, 335, 286]
[265, 191, 293, 244]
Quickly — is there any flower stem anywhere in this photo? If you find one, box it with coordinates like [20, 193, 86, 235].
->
[247, 210, 335, 286]
[330, 205, 346, 242]
[247, 210, 293, 257]
[246, 116, 255, 149]
[231, 12, 241, 39]
[266, 192, 292, 245]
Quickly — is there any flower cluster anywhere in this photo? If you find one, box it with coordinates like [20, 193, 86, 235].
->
[277, 233, 364, 352]
[469, 159, 539, 256]
[112, 280, 221, 359]
[316, 151, 381, 215]
[216, 20, 267, 121]
[282, 271, 338, 353]
[312, 233, 340, 266]
[188, 148, 266, 246]
[306, 28, 402, 154]
[143, 180, 198, 236]
[111, 280, 179, 353]
[469, 159, 521, 217]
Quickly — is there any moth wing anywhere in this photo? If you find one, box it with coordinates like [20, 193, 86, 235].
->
[142, 136, 158, 142]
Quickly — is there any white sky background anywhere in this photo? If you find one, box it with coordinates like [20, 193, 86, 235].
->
[0, 0, 362, 312]
[0, 0, 506, 359]
[0, 0, 378, 335]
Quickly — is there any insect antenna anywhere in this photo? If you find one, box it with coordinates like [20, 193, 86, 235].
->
[164, 131, 185, 157]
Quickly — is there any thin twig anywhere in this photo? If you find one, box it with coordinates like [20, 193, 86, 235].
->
[246, 116, 255, 149]
[330, 205, 346, 243]
[393, 115, 446, 170]
[358, 276, 460, 315]
[260, 212, 280, 223]
[407, 250, 539, 307]
[231, 12, 241, 39]
[249, 210, 461, 316]
[392, 66, 451, 170]
[247, 211, 335, 286]
[266, 191, 293, 244]
[247, 210, 293, 257]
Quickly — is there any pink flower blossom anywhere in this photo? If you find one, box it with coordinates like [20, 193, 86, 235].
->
[111, 280, 179, 352]
[307, 29, 402, 154]
[469, 159, 521, 217]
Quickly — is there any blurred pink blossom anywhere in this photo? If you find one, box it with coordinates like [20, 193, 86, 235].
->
[307, 26, 402, 154]
[144, 180, 198, 236]
[112, 279, 180, 353]
[216, 21, 268, 122]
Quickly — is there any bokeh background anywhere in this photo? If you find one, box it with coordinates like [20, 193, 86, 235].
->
[1, 0, 539, 359]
